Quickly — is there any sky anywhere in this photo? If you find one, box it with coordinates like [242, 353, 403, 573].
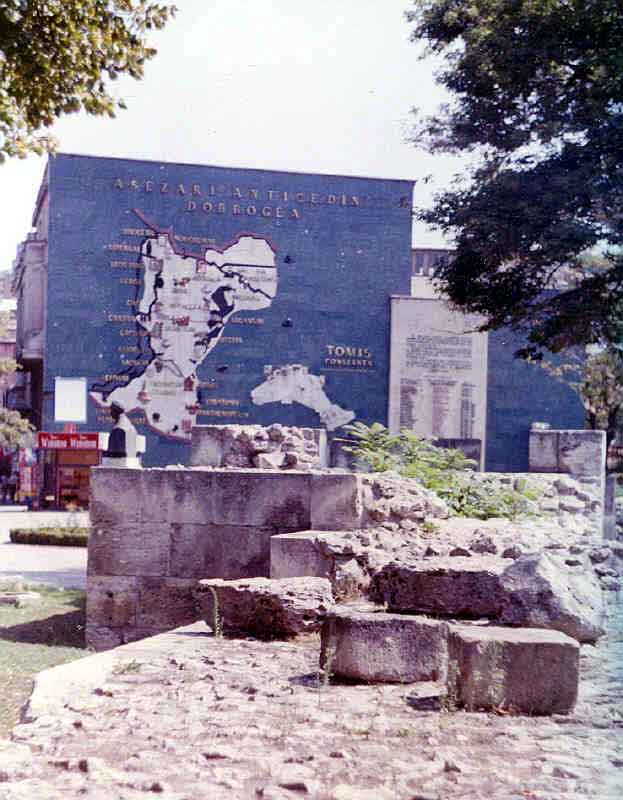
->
[0, 0, 463, 272]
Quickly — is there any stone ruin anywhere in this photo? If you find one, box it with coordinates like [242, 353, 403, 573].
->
[87, 424, 620, 716]
[189, 423, 327, 470]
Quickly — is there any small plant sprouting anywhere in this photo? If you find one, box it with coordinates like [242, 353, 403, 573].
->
[208, 586, 223, 638]
[420, 520, 439, 535]
[343, 421, 538, 521]
[319, 641, 335, 689]
[112, 659, 142, 675]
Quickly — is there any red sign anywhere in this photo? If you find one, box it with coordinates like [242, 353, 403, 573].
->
[38, 432, 100, 450]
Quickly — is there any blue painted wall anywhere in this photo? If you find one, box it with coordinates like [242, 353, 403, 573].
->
[485, 328, 585, 471]
[44, 154, 413, 466]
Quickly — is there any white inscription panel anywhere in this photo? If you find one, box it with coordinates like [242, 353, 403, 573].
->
[388, 297, 488, 457]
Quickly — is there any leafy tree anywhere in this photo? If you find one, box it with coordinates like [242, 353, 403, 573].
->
[0, 1, 176, 161]
[407, 0, 623, 354]
[536, 345, 623, 449]
[0, 310, 33, 449]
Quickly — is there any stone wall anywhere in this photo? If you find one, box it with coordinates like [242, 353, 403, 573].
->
[189, 424, 327, 470]
[87, 467, 366, 650]
[86, 465, 608, 651]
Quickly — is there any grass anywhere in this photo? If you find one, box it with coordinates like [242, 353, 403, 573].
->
[9, 527, 90, 547]
[0, 585, 87, 737]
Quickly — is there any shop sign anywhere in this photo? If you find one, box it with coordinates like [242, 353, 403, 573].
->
[38, 432, 101, 450]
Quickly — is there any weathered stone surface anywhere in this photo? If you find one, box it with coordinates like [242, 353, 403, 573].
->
[558, 430, 606, 477]
[469, 533, 497, 554]
[270, 530, 376, 600]
[90, 467, 142, 526]
[252, 450, 286, 469]
[502, 545, 523, 560]
[6, 602, 623, 800]
[448, 624, 580, 715]
[270, 531, 333, 580]
[529, 430, 559, 472]
[169, 523, 274, 580]
[86, 576, 138, 628]
[87, 523, 170, 578]
[499, 552, 606, 643]
[138, 469, 213, 524]
[190, 424, 327, 469]
[360, 473, 450, 524]
[370, 556, 508, 618]
[310, 473, 363, 530]
[195, 577, 333, 638]
[136, 577, 198, 630]
[321, 607, 448, 683]
[212, 471, 311, 528]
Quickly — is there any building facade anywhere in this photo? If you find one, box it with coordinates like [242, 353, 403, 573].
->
[13, 153, 413, 470]
[12, 153, 585, 493]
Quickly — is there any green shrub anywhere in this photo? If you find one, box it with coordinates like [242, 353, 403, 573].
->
[9, 527, 90, 547]
[343, 422, 536, 521]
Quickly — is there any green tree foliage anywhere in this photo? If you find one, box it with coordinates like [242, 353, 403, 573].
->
[407, 0, 623, 354]
[536, 345, 623, 448]
[0, 1, 176, 161]
[0, 310, 33, 449]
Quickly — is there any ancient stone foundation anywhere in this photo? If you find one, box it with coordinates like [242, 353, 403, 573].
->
[86, 467, 367, 649]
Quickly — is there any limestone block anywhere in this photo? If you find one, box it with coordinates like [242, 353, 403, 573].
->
[559, 496, 588, 514]
[212, 471, 311, 529]
[169, 523, 274, 580]
[498, 552, 606, 643]
[85, 623, 123, 652]
[253, 450, 286, 469]
[370, 556, 508, 618]
[448, 624, 579, 715]
[558, 430, 606, 477]
[90, 467, 142, 526]
[270, 531, 371, 600]
[86, 575, 138, 628]
[270, 532, 333, 580]
[320, 608, 448, 683]
[310, 472, 363, 530]
[87, 523, 170, 578]
[528, 431, 559, 472]
[136, 577, 199, 630]
[138, 469, 213, 524]
[190, 425, 227, 466]
[195, 577, 333, 638]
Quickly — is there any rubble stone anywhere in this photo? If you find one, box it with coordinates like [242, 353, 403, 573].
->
[498, 552, 606, 643]
[195, 577, 334, 638]
[370, 556, 508, 618]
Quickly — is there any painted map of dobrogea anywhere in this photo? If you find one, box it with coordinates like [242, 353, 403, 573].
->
[91, 222, 354, 440]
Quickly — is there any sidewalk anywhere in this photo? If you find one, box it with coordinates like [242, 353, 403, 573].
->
[0, 510, 89, 590]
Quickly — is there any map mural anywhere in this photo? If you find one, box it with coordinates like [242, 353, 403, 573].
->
[43, 154, 413, 465]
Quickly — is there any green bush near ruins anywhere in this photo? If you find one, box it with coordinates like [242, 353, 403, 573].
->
[9, 527, 90, 547]
[343, 422, 539, 520]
